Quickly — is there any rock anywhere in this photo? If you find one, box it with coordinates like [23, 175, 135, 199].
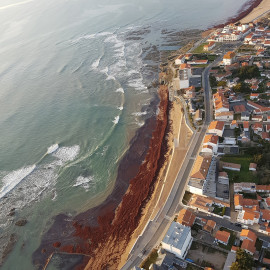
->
[15, 219, 27, 226]
[53, 242, 61, 248]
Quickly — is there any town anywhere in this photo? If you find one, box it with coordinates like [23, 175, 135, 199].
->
[131, 10, 270, 270]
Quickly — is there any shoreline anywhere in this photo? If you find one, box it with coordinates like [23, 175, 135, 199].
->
[32, 86, 170, 269]
[211, 0, 263, 28]
[31, 1, 270, 269]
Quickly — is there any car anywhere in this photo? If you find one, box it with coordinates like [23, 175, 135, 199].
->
[235, 223, 242, 227]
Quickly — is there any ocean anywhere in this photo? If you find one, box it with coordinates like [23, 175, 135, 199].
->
[0, 0, 249, 269]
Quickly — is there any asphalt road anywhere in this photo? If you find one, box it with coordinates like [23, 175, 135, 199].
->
[121, 58, 216, 270]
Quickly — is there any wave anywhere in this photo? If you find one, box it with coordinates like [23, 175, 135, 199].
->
[73, 176, 93, 190]
[92, 57, 101, 69]
[53, 145, 80, 163]
[113, 116, 120, 125]
[0, 165, 36, 200]
[117, 106, 123, 111]
[106, 75, 116, 81]
[47, 144, 59, 154]
[115, 87, 124, 93]
[132, 111, 147, 116]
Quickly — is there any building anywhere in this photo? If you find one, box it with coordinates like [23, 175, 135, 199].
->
[204, 42, 215, 51]
[194, 109, 203, 121]
[208, 121, 225, 137]
[190, 155, 212, 181]
[249, 163, 257, 171]
[261, 209, 270, 222]
[243, 121, 249, 131]
[215, 111, 234, 121]
[175, 54, 185, 65]
[222, 162, 241, 171]
[215, 230, 230, 245]
[161, 222, 193, 259]
[223, 51, 236, 65]
[177, 209, 196, 227]
[241, 239, 256, 255]
[234, 194, 259, 211]
[234, 183, 256, 193]
[237, 207, 260, 225]
[250, 93, 259, 100]
[203, 220, 216, 233]
[202, 134, 219, 154]
[240, 229, 257, 242]
[179, 63, 192, 89]
[241, 112, 250, 121]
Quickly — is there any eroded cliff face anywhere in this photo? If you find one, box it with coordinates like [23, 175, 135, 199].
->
[33, 85, 170, 270]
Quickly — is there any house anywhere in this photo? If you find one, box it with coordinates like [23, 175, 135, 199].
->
[234, 194, 259, 211]
[266, 124, 270, 132]
[263, 258, 270, 265]
[233, 104, 246, 113]
[179, 63, 192, 89]
[266, 197, 270, 208]
[249, 163, 257, 171]
[184, 86, 196, 99]
[243, 121, 249, 131]
[177, 209, 196, 227]
[215, 111, 234, 121]
[175, 54, 185, 65]
[241, 112, 250, 121]
[261, 209, 270, 222]
[203, 42, 215, 51]
[208, 121, 225, 137]
[161, 222, 193, 259]
[215, 230, 230, 245]
[250, 93, 259, 100]
[222, 162, 241, 171]
[187, 59, 208, 65]
[202, 134, 219, 154]
[194, 109, 203, 121]
[241, 239, 256, 255]
[252, 123, 263, 134]
[230, 120, 238, 129]
[203, 220, 216, 233]
[256, 185, 270, 193]
[252, 115, 263, 122]
[240, 229, 257, 242]
[261, 132, 270, 141]
[234, 183, 256, 193]
[223, 51, 236, 65]
[237, 207, 260, 225]
[190, 155, 212, 181]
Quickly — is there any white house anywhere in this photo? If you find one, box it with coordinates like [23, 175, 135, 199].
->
[175, 54, 185, 65]
[202, 134, 219, 154]
[161, 222, 193, 259]
[223, 51, 236, 65]
[215, 111, 234, 121]
[179, 63, 192, 89]
[208, 121, 225, 137]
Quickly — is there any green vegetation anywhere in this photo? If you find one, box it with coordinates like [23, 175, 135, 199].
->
[192, 43, 209, 54]
[141, 249, 158, 270]
[233, 65, 260, 81]
[221, 155, 258, 183]
[217, 81, 227, 87]
[237, 44, 256, 53]
[230, 249, 253, 270]
[191, 223, 202, 232]
[209, 75, 217, 88]
[264, 250, 270, 259]
[213, 206, 226, 216]
[232, 82, 251, 94]
[241, 193, 257, 199]
[255, 238, 263, 252]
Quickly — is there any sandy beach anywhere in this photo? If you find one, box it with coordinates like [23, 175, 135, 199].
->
[240, 0, 270, 23]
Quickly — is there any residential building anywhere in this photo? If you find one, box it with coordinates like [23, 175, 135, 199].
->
[234, 183, 256, 193]
[175, 54, 185, 65]
[223, 51, 236, 65]
[194, 109, 203, 121]
[261, 209, 270, 222]
[249, 163, 257, 171]
[177, 209, 196, 227]
[243, 121, 249, 131]
[222, 162, 241, 171]
[240, 229, 257, 242]
[215, 111, 234, 121]
[241, 239, 256, 255]
[161, 222, 193, 259]
[208, 121, 225, 137]
[241, 112, 250, 121]
[234, 194, 259, 211]
[203, 42, 215, 51]
[215, 230, 230, 245]
[202, 134, 219, 154]
[179, 63, 192, 89]
[203, 220, 216, 233]
[237, 207, 260, 225]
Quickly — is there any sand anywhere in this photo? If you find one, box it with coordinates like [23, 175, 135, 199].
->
[240, 0, 270, 23]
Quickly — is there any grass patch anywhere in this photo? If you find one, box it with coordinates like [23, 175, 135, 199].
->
[221, 155, 259, 183]
[192, 43, 209, 54]
[140, 249, 158, 270]
[213, 206, 225, 216]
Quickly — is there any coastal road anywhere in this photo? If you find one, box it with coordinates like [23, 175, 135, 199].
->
[121, 54, 219, 270]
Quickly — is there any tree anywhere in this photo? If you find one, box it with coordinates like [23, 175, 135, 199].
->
[235, 65, 260, 80]
[233, 82, 250, 93]
[217, 81, 227, 87]
[231, 249, 253, 270]
[209, 75, 217, 87]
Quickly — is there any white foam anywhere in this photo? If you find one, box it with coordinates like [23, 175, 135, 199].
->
[113, 116, 120, 124]
[73, 176, 93, 190]
[118, 106, 123, 111]
[0, 165, 36, 199]
[132, 111, 147, 116]
[92, 57, 101, 69]
[106, 75, 115, 81]
[116, 88, 124, 93]
[53, 145, 80, 162]
[47, 144, 59, 154]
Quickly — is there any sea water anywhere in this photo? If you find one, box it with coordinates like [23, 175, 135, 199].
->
[0, 0, 249, 268]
